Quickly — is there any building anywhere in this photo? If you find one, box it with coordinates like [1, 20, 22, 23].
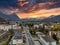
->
[9, 32, 23, 45]
[34, 24, 39, 28]
[36, 32, 45, 37]
[39, 36, 56, 45]
[0, 24, 21, 31]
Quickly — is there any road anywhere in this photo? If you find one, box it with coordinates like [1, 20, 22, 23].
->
[34, 41, 41, 45]
[23, 26, 42, 45]
[23, 27, 35, 45]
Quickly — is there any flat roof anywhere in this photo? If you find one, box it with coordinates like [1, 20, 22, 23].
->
[42, 36, 55, 42]
[14, 32, 22, 39]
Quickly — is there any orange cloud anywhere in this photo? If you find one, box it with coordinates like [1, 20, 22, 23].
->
[17, 1, 56, 13]
[18, 1, 29, 7]
[16, 8, 60, 18]
[16, 1, 60, 19]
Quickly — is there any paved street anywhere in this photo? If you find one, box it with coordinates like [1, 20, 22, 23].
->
[25, 30, 35, 45]
[23, 27, 43, 45]
[34, 41, 41, 45]
[28, 37, 35, 45]
[23, 27, 35, 45]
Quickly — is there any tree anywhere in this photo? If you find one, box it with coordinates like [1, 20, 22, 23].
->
[8, 29, 14, 35]
[19, 23, 22, 26]
[27, 23, 34, 27]
[52, 34, 59, 43]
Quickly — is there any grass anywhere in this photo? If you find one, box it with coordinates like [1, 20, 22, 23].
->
[31, 34, 38, 38]
[2, 35, 13, 45]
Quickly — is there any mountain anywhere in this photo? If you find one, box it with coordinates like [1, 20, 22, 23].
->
[0, 12, 60, 22]
[19, 15, 60, 22]
[0, 17, 8, 24]
[0, 12, 20, 21]
[41, 15, 60, 22]
[20, 18, 44, 22]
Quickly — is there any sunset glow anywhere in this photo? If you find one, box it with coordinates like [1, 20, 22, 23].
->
[17, 8, 60, 18]
[16, 0, 60, 18]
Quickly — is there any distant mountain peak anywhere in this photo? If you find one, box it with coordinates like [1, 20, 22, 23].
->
[0, 12, 20, 21]
[41, 15, 60, 22]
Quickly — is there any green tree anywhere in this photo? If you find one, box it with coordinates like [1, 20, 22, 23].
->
[27, 23, 34, 27]
[9, 29, 14, 35]
[52, 34, 59, 43]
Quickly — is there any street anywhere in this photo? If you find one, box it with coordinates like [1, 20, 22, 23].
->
[34, 41, 41, 45]
[23, 27, 35, 45]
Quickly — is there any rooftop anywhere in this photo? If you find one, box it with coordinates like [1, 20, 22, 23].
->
[42, 36, 55, 42]
[14, 32, 22, 39]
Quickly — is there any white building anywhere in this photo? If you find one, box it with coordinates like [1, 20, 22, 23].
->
[0, 24, 21, 31]
[34, 24, 39, 28]
[39, 24, 43, 27]
[44, 25, 54, 30]
[39, 36, 56, 45]
[36, 32, 45, 37]
[0, 25, 12, 31]
[9, 32, 23, 45]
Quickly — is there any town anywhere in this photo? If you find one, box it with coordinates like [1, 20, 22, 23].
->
[0, 18, 60, 45]
[0, 0, 60, 45]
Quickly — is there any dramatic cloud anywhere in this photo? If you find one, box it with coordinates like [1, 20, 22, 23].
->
[0, 0, 60, 18]
[17, 8, 60, 18]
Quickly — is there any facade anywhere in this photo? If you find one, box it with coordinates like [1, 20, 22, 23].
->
[39, 36, 56, 45]
[0, 24, 21, 31]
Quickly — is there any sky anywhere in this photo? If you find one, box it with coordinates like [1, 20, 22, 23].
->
[0, 0, 60, 18]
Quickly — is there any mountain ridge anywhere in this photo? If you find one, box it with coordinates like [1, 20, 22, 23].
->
[0, 12, 20, 21]
[41, 15, 60, 22]
[0, 12, 60, 22]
